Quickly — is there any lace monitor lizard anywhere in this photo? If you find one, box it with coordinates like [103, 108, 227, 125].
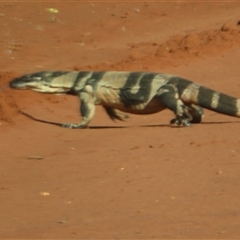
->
[9, 71, 240, 128]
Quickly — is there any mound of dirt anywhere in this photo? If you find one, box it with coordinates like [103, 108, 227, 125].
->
[74, 23, 240, 71]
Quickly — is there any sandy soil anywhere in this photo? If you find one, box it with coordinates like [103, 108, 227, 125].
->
[1, 2, 240, 239]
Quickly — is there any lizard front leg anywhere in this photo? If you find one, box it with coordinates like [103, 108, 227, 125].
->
[62, 86, 95, 129]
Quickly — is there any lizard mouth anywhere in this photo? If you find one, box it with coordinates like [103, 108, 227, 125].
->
[9, 80, 27, 89]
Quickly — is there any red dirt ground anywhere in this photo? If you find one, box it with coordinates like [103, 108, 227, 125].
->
[1, 2, 240, 239]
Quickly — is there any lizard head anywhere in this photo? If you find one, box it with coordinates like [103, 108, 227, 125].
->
[9, 71, 74, 93]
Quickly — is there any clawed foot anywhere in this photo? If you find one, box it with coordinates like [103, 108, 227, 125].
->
[62, 123, 88, 129]
[170, 118, 191, 127]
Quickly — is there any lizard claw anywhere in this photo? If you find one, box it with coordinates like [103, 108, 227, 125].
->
[62, 123, 74, 128]
[170, 118, 191, 127]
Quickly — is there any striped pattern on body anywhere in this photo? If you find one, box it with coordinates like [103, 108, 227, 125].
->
[9, 71, 240, 128]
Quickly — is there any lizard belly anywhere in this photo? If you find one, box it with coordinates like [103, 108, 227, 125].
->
[102, 95, 166, 114]
[121, 97, 166, 114]
[95, 86, 166, 114]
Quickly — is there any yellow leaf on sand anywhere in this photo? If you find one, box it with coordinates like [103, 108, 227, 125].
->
[46, 8, 59, 13]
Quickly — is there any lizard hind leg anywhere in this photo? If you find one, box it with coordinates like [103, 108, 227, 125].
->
[157, 85, 193, 127]
[169, 103, 193, 127]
